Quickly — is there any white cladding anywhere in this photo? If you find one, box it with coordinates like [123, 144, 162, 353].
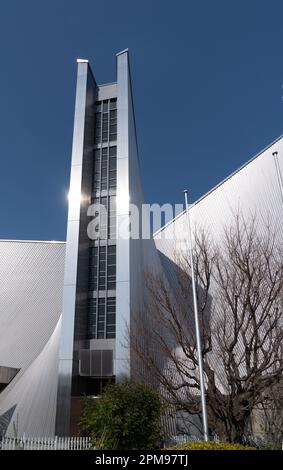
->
[154, 136, 283, 259]
[153, 136, 283, 394]
[0, 241, 65, 437]
[0, 318, 61, 437]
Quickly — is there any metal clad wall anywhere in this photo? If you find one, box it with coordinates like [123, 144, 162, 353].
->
[115, 51, 163, 380]
[154, 137, 283, 393]
[0, 241, 65, 370]
[115, 50, 131, 379]
[0, 240, 65, 437]
[55, 61, 96, 436]
[0, 318, 61, 438]
[155, 137, 283, 259]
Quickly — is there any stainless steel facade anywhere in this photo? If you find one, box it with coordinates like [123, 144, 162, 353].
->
[55, 50, 156, 435]
[0, 51, 282, 439]
[55, 59, 96, 436]
[0, 51, 160, 439]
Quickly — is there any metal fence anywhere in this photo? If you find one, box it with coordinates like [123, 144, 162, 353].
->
[1, 433, 281, 451]
[164, 433, 283, 450]
[0, 436, 92, 450]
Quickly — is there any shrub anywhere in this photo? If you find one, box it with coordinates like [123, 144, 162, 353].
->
[167, 441, 257, 450]
[80, 381, 163, 450]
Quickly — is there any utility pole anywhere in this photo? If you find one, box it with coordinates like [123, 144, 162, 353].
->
[184, 189, 209, 442]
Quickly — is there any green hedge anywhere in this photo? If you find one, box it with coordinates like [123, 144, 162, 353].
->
[167, 441, 257, 450]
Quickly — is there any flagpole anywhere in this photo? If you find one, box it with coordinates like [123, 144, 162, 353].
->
[184, 189, 209, 442]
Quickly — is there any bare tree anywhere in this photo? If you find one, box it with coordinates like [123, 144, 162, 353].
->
[131, 214, 283, 443]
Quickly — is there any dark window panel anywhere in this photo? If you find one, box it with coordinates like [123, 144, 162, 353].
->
[109, 178, 116, 189]
[109, 146, 117, 157]
[107, 266, 115, 276]
[106, 333, 115, 339]
[108, 245, 116, 255]
[110, 99, 117, 109]
[109, 159, 116, 170]
[107, 282, 115, 290]
[107, 314, 116, 324]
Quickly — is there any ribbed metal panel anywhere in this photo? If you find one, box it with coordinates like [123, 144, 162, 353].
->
[0, 317, 62, 437]
[0, 241, 65, 437]
[0, 241, 65, 371]
[154, 137, 283, 396]
[79, 349, 114, 377]
[79, 350, 90, 376]
[101, 350, 113, 376]
[155, 138, 283, 260]
[91, 350, 101, 376]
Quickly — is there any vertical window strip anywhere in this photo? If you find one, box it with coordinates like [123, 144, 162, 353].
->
[87, 100, 118, 340]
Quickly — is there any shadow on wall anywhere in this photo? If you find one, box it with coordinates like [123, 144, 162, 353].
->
[157, 250, 212, 344]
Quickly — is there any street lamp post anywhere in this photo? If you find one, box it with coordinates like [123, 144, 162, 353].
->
[183, 189, 209, 442]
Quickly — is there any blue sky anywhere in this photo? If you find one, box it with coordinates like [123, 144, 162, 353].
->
[0, 0, 283, 240]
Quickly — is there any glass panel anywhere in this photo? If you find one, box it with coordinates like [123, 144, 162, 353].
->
[109, 146, 117, 157]
[109, 158, 116, 170]
[110, 99, 117, 110]
[106, 297, 116, 338]
[87, 298, 97, 338]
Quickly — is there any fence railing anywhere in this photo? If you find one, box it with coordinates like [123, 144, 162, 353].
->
[0, 436, 92, 450]
[164, 433, 283, 450]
